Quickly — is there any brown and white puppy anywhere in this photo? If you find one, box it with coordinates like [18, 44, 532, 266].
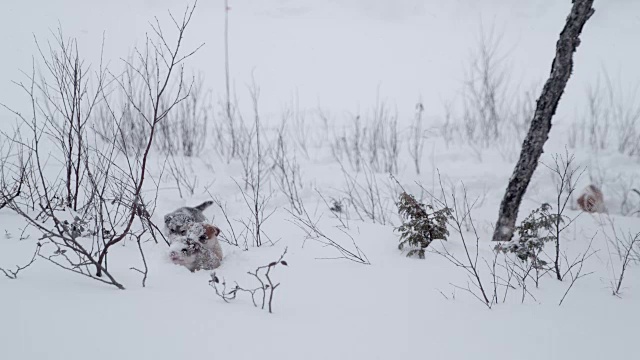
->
[577, 185, 604, 213]
[168, 222, 223, 272]
[185, 222, 223, 261]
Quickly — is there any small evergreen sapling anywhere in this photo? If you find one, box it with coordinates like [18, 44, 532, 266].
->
[396, 192, 450, 259]
[495, 203, 561, 268]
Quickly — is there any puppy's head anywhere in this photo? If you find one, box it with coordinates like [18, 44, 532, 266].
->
[164, 213, 194, 236]
[203, 223, 221, 240]
[168, 238, 199, 267]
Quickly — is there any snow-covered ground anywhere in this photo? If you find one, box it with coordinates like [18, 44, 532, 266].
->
[1, 1, 639, 359]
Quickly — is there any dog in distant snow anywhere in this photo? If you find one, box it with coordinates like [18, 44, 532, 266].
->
[168, 222, 223, 272]
[577, 185, 604, 213]
[164, 200, 213, 236]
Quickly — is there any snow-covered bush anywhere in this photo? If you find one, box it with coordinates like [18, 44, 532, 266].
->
[396, 192, 450, 259]
[156, 77, 209, 157]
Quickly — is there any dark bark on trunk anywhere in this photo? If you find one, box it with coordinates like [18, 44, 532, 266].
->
[492, 0, 595, 242]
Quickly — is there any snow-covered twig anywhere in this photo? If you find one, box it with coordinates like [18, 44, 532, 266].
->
[0, 243, 41, 280]
[210, 247, 288, 313]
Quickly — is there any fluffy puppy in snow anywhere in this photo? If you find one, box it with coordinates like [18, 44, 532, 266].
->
[164, 200, 213, 236]
[168, 222, 223, 272]
[577, 185, 604, 213]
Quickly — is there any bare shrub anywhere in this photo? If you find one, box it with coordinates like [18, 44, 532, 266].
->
[282, 94, 311, 159]
[557, 237, 597, 306]
[444, 26, 536, 160]
[339, 162, 392, 225]
[29, 28, 107, 212]
[156, 76, 209, 156]
[428, 181, 495, 308]
[210, 247, 288, 313]
[570, 72, 640, 156]
[0, 140, 26, 211]
[287, 192, 369, 265]
[633, 189, 640, 216]
[0, 2, 201, 289]
[439, 102, 456, 148]
[570, 82, 609, 151]
[234, 82, 275, 248]
[331, 100, 400, 174]
[408, 102, 427, 175]
[271, 120, 304, 215]
[601, 217, 640, 296]
[610, 176, 640, 216]
[462, 27, 508, 148]
[331, 114, 364, 172]
[213, 95, 241, 162]
[609, 231, 640, 296]
[462, 27, 533, 149]
[208, 195, 244, 249]
[94, 63, 150, 155]
[368, 100, 400, 174]
[166, 155, 199, 199]
[234, 177, 276, 248]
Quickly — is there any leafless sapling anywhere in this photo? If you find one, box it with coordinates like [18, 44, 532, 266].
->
[234, 81, 276, 247]
[543, 151, 584, 280]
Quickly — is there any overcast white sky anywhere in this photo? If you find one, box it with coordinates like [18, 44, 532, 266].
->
[1, 0, 638, 126]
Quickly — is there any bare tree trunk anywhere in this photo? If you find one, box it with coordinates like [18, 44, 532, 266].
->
[224, 0, 231, 115]
[492, 0, 595, 242]
[224, 0, 237, 158]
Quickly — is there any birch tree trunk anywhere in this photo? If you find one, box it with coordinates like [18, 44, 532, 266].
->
[492, 0, 595, 242]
